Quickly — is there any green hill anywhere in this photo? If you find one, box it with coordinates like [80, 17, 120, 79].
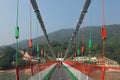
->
[0, 24, 120, 65]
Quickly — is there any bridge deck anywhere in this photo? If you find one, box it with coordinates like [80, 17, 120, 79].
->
[49, 66, 72, 80]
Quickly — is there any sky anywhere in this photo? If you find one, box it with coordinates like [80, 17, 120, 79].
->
[0, 0, 120, 46]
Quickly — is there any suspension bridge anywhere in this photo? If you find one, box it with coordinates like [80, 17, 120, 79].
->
[0, 0, 120, 80]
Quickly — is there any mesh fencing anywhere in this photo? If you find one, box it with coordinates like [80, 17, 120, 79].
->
[0, 61, 55, 80]
[64, 61, 120, 80]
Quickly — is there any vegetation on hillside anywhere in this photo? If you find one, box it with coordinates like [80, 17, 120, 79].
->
[0, 24, 120, 68]
[0, 47, 29, 68]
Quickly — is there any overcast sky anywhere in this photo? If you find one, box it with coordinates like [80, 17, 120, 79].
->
[0, 0, 120, 46]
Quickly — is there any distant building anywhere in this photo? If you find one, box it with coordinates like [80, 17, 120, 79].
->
[73, 56, 89, 61]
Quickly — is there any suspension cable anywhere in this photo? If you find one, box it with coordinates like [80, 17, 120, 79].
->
[36, 20, 40, 63]
[64, 0, 92, 60]
[101, 0, 106, 80]
[77, 30, 80, 56]
[29, 2, 33, 76]
[15, 0, 19, 80]
[88, 3, 93, 62]
[30, 0, 56, 60]
[81, 20, 85, 56]
[36, 20, 40, 62]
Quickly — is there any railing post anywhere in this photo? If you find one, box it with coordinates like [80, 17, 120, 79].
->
[16, 67, 19, 80]
[101, 66, 105, 80]
[87, 64, 90, 76]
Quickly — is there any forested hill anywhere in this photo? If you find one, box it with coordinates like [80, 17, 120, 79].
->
[10, 24, 120, 63]
[10, 24, 120, 49]
[20, 24, 120, 63]
[0, 24, 120, 66]
[80, 24, 120, 64]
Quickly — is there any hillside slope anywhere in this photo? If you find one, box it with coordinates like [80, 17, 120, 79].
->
[9, 24, 120, 63]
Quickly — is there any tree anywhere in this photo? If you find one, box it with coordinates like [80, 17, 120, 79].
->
[0, 56, 13, 68]
[0, 46, 16, 68]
